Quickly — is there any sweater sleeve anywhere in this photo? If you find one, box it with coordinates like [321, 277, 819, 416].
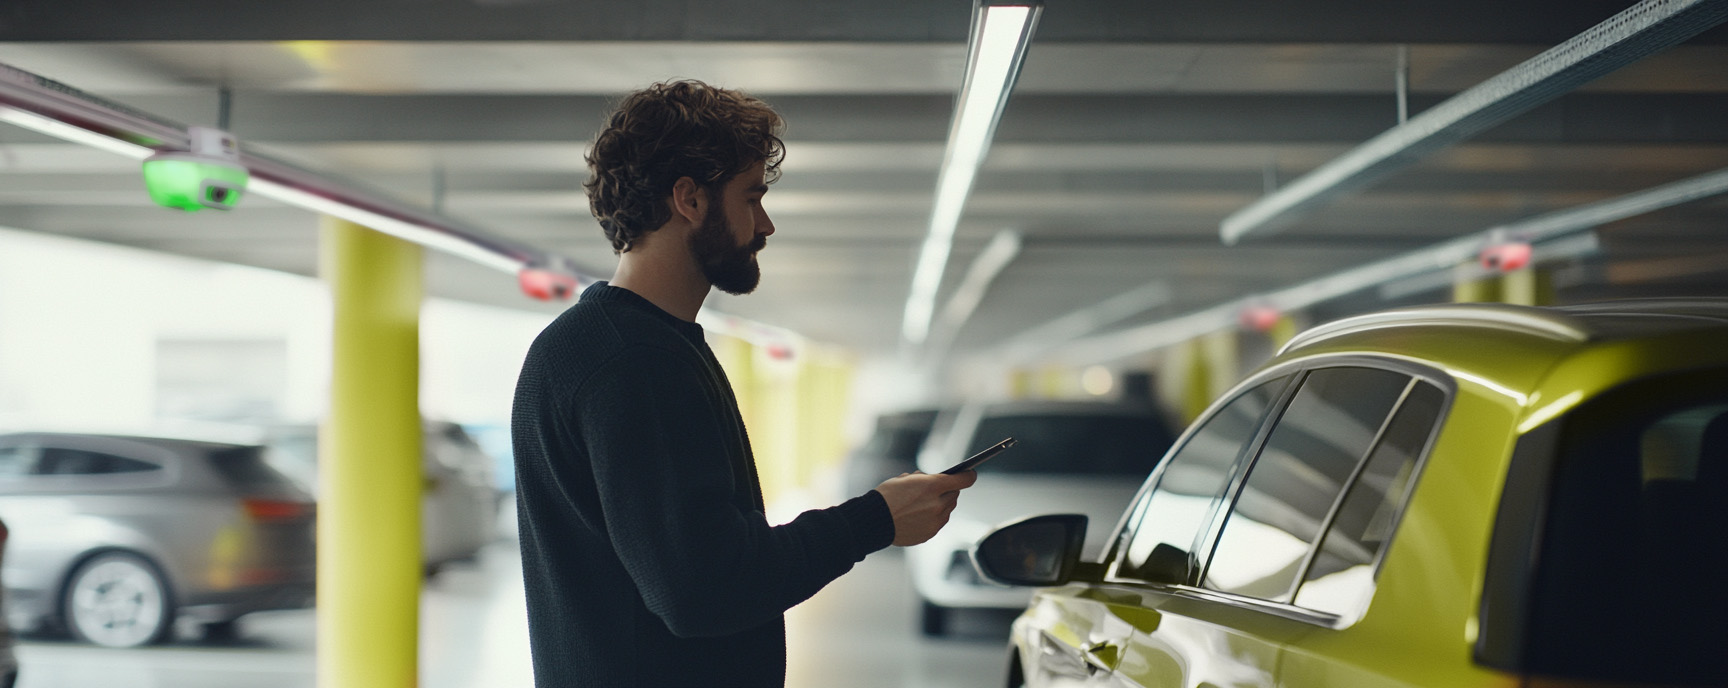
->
[572, 345, 895, 638]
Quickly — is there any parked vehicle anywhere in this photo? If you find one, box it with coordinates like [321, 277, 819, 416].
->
[975, 299, 1728, 688]
[908, 399, 1175, 636]
[262, 420, 499, 571]
[1, 517, 16, 688]
[842, 408, 940, 498]
[0, 433, 315, 648]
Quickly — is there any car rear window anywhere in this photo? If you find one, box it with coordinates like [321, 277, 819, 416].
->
[967, 412, 1174, 476]
[1505, 366, 1728, 686]
[208, 445, 300, 490]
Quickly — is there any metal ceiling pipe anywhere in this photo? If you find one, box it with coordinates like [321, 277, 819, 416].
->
[0, 59, 572, 281]
[1219, 0, 1728, 245]
[1043, 164, 1728, 366]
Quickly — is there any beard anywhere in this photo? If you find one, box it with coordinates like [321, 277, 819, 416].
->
[688, 200, 766, 296]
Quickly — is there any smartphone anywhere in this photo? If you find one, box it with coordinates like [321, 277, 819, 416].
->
[941, 437, 1016, 474]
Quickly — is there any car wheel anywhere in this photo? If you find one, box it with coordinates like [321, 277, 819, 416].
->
[920, 600, 949, 637]
[63, 552, 175, 648]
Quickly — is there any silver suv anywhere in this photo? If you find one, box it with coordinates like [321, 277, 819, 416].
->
[0, 433, 315, 648]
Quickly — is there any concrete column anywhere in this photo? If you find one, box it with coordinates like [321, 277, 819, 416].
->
[318, 217, 423, 688]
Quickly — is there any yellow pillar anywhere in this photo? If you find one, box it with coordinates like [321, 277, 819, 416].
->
[1453, 263, 1501, 303]
[1500, 267, 1556, 306]
[1180, 338, 1213, 424]
[318, 217, 423, 688]
[1268, 314, 1299, 352]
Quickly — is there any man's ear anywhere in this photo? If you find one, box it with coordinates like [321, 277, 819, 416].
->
[669, 176, 707, 226]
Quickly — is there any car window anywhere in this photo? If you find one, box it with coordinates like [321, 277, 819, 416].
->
[1116, 375, 1291, 583]
[1292, 380, 1444, 618]
[34, 446, 160, 475]
[0, 444, 36, 477]
[208, 445, 299, 489]
[1202, 367, 1411, 602]
[966, 412, 1173, 476]
[1501, 369, 1728, 685]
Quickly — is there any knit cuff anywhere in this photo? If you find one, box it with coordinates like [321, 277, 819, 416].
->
[834, 489, 896, 558]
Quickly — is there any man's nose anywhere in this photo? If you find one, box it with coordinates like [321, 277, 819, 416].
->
[758, 208, 775, 237]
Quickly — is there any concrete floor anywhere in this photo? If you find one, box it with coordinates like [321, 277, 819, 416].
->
[11, 504, 1016, 688]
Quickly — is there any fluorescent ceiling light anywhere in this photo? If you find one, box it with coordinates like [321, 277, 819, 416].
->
[246, 178, 524, 274]
[924, 229, 1022, 364]
[901, 1, 1040, 346]
[0, 106, 152, 159]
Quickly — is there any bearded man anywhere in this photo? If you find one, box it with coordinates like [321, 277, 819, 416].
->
[510, 80, 977, 687]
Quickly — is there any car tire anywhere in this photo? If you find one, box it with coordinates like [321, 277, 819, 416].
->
[920, 600, 949, 637]
[62, 552, 175, 648]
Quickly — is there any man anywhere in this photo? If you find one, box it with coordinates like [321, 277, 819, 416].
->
[511, 80, 977, 687]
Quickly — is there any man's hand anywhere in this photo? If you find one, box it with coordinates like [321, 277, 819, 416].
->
[873, 470, 978, 547]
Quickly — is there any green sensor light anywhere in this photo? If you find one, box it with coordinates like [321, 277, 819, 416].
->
[142, 126, 249, 212]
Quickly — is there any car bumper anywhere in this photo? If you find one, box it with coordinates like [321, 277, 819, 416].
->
[180, 581, 316, 624]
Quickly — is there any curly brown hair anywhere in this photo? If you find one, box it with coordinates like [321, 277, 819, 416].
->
[584, 80, 785, 253]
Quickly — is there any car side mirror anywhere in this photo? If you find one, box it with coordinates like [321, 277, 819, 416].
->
[971, 514, 1088, 587]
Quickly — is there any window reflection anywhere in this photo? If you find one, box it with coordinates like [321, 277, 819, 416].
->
[1295, 382, 1443, 618]
[1119, 376, 1289, 583]
[1203, 367, 1411, 602]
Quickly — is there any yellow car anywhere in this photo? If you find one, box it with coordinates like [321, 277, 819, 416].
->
[974, 299, 1728, 688]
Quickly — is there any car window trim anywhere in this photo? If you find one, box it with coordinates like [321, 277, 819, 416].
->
[1190, 368, 1305, 587]
[1102, 354, 1454, 625]
[1101, 366, 1302, 584]
[1279, 376, 1418, 603]
[1202, 355, 1453, 620]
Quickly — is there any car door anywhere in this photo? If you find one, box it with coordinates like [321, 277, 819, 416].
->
[1096, 364, 1431, 688]
[1020, 374, 1293, 688]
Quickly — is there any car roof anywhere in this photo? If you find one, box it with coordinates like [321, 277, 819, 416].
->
[1281, 298, 1728, 357]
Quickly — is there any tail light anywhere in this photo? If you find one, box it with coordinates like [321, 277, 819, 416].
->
[242, 497, 311, 522]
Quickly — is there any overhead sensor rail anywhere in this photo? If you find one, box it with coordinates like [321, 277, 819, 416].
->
[0, 60, 587, 300]
[1038, 164, 1728, 366]
[1219, 0, 1728, 245]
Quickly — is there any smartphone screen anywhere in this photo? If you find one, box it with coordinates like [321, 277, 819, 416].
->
[941, 437, 1016, 474]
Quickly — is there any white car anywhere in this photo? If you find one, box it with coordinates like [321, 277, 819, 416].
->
[907, 399, 1176, 636]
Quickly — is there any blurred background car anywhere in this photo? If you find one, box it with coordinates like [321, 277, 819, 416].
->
[0, 433, 315, 648]
[1, 516, 16, 688]
[974, 299, 1728, 688]
[907, 398, 1176, 636]
[842, 408, 940, 498]
[262, 420, 500, 572]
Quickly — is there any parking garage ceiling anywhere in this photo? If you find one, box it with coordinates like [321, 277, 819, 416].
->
[2, 0, 1727, 364]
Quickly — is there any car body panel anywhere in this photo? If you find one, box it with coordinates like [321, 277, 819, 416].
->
[998, 301, 1728, 688]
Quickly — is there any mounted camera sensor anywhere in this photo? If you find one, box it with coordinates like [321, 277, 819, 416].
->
[142, 126, 249, 212]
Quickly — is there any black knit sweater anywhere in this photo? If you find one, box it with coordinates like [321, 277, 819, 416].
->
[511, 282, 896, 687]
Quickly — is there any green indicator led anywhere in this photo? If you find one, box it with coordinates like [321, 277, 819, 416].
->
[142, 153, 250, 212]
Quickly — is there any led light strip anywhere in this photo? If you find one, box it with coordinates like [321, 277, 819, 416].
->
[901, 1, 1041, 346]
